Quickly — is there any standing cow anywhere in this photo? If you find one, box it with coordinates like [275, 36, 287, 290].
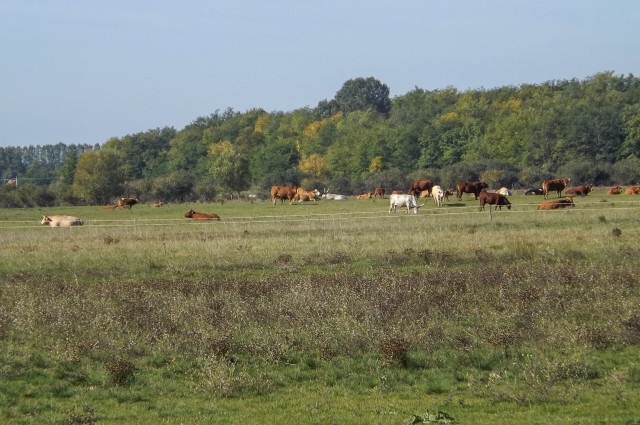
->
[408, 180, 434, 197]
[479, 190, 511, 211]
[542, 178, 570, 199]
[271, 185, 298, 205]
[373, 187, 385, 199]
[456, 181, 489, 200]
[388, 194, 424, 214]
[430, 185, 445, 207]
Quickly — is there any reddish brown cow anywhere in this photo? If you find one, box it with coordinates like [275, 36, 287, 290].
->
[391, 190, 404, 195]
[185, 209, 220, 220]
[479, 190, 511, 211]
[456, 181, 489, 200]
[118, 197, 138, 209]
[408, 180, 434, 197]
[271, 185, 297, 205]
[625, 186, 640, 195]
[565, 184, 593, 197]
[537, 197, 575, 210]
[356, 192, 372, 199]
[373, 187, 385, 199]
[607, 186, 622, 195]
[542, 178, 570, 199]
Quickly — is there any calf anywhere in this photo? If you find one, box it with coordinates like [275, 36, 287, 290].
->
[537, 197, 575, 210]
[373, 187, 385, 199]
[607, 186, 622, 195]
[185, 210, 221, 220]
[388, 194, 424, 214]
[41, 215, 83, 227]
[479, 190, 511, 211]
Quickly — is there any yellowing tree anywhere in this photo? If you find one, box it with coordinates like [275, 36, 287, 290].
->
[298, 153, 328, 178]
[369, 156, 384, 173]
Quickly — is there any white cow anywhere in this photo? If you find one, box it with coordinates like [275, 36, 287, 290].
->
[497, 187, 511, 196]
[388, 194, 424, 214]
[41, 215, 83, 227]
[430, 185, 445, 207]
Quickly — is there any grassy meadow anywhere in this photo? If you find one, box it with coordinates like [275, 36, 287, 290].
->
[1, 190, 640, 424]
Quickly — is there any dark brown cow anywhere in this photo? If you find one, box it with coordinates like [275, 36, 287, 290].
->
[118, 197, 138, 209]
[565, 184, 593, 197]
[542, 178, 570, 199]
[625, 186, 640, 195]
[479, 190, 511, 211]
[373, 187, 385, 199]
[443, 189, 454, 201]
[537, 197, 575, 210]
[456, 181, 489, 200]
[270, 185, 297, 205]
[185, 209, 220, 220]
[607, 186, 622, 195]
[408, 180, 434, 197]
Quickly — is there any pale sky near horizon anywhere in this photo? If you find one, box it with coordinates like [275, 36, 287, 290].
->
[1, 0, 639, 148]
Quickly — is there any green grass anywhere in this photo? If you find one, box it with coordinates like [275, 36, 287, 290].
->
[1, 191, 640, 424]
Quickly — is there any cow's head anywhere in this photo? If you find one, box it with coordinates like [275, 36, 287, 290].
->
[41, 215, 52, 225]
[185, 209, 195, 218]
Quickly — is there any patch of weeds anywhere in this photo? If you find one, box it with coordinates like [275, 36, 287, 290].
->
[380, 337, 410, 366]
[105, 359, 136, 386]
[406, 409, 456, 424]
[598, 215, 607, 222]
[63, 406, 97, 425]
[327, 251, 349, 264]
[275, 253, 292, 265]
[612, 227, 622, 237]
[103, 236, 119, 244]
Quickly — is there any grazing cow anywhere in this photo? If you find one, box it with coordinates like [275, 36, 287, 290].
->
[607, 186, 623, 195]
[456, 181, 489, 200]
[566, 184, 593, 197]
[497, 187, 511, 196]
[373, 187, 385, 199]
[356, 192, 372, 199]
[408, 180, 434, 197]
[151, 201, 164, 207]
[525, 188, 544, 196]
[430, 185, 445, 207]
[118, 197, 138, 209]
[294, 188, 321, 202]
[388, 194, 424, 214]
[625, 186, 640, 195]
[542, 178, 570, 199]
[41, 215, 83, 227]
[185, 210, 220, 220]
[537, 197, 575, 210]
[271, 185, 298, 205]
[479, 190, 511, 211]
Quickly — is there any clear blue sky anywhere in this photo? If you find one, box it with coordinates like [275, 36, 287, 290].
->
[1, 0, 638, 148]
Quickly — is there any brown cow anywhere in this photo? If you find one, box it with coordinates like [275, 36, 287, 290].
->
[185, 210, 220, 220]
[391, 190, 404, 195]
[293, 188, 320, 202]
[271, 185, 298, 205]
[607, 186, 623, 195]
[565, 184, 593, 197]
[542, 178, 570, 199]
[537, 197, 575, 210]
[151, 201, 164, 207]
[456, 181, 489, 200]
[373, 187, 385, 199]
[479, 190, 511, 211]
[625, 186, 640, 195]
[101, 205, 124, 210]
[356, 192, 372, 200]
[408, 180, 434, 197]
[443, 189, 454, 201]
[118, 197, 138, 209]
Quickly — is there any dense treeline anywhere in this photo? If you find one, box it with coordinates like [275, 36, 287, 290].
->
[2, 71, 640, 207]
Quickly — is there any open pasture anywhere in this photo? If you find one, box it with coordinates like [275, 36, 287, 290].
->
[1, 190, 640, 424]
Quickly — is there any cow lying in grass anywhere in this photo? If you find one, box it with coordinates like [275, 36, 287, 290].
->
[537, 197, 575, 210]
[41, 215, 83, 227]
[185, 210, 220, 220]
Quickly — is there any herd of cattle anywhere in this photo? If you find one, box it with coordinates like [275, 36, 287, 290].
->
[38, 180, 640, 226]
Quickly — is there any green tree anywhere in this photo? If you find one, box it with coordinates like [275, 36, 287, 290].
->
[72, 150, 124, 204]
[334, 77, 391, 117]
[207, 141, 249, 195]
